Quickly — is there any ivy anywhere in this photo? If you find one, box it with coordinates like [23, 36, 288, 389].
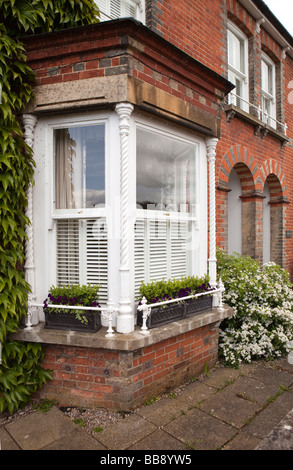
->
[0, 0, 99, 413]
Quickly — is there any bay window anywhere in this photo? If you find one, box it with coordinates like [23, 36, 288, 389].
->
[32, 111, 207, 325]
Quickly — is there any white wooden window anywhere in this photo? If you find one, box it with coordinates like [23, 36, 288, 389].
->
[261, 53, 276, 128]
[53, 122, 108, 303]
[94, 0, 145, 22]
[135, 124, 200, 298]
[227, 22, 249, 112]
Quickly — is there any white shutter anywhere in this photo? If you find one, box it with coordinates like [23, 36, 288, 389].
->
[124, 0, 137, 17]
[94, 0, 138, 20]
[170, 220, 187, 279]
[149, 219, 168, 281]
[134, 217, 189, 296]
[86, 219, 108, 303]
[56, 218, 108, 303]
[110, 0, 121, 18]
[56, 219, 80, 285]
[94, 0, 111, 20]
[134, 218, 145, 299]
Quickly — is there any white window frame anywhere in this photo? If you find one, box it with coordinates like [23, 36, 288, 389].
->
[227, 21, 249, 113]
[46, 114, 111, 303]
[94, 0, 145, 23]
[131, 116, 208, 299]
[261, 52, 276, 129]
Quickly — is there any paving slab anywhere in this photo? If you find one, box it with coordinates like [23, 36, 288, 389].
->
[4, 406, 77, 450]
[129, 429, 189, 450]
[175, 382, 217, 407]
[135, 396, 190, 427]
[97, 414, 157, 450]
[256, 409, 293, 450]
[243, 388, 293, 439]
[41, 428, 107, 450]
[200, 378, 260, 428]
[163, 407, 235, 450]
[248, 365, 293, 390]
[0, 427, 21, 450]
[222, 430, 262, 450]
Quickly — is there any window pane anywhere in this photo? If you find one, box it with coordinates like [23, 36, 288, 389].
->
[261, 60, 270, 93]
[136, 127, 196, 213]
[55, 124, 105, 210]
[228, 30, 243, 72]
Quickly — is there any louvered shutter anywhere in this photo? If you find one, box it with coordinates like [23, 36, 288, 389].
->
[149, 219, 168, 281]
[56, 219, 108, 303]
[134, 217, 189, 298]
[124, 0, 137, 17]
[134, 218, 145, 299]
[56, 219, 80, 285]
[94, 0, 137, 19]
[86, 219, 108, 303]
[94, 0, 110, 20]
[170, 220, 187, 279]
[110, 0, 121, 18]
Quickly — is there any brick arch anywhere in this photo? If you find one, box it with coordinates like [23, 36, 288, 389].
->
[218, 145, 257, 192]
[258, 159, 288, 199]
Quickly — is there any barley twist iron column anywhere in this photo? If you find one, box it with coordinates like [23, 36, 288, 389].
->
[22, 113, 38, 328]
[115, 103, 134, 333]
[206, 137, 218, 290]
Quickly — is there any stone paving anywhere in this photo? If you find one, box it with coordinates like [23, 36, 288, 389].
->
[1, 357, 292, 451]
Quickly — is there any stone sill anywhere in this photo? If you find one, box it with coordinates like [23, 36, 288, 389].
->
[12, 305, 233, 352]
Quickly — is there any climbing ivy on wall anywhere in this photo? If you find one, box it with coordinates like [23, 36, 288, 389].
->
[0, 0, 99, 413]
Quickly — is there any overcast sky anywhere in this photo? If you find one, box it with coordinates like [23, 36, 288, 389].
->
[264, 0, 293, 36]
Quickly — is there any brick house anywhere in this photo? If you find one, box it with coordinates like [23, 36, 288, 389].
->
[15, 0, 293, 409]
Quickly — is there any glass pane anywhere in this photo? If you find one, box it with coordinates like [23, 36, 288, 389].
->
[261, 60, 269, 93]
[55, 124, 105, 210]
[228, 30, 242, 71]
[136, 127, 195, 213]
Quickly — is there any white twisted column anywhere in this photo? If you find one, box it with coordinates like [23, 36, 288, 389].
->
[206, 137, 218, 290]
[22, 113, 37, 328]
[115, 103, 134, 333]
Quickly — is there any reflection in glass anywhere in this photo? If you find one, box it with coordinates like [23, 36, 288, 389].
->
[136, 127, 196, 212]
[55, 124, 105, 209]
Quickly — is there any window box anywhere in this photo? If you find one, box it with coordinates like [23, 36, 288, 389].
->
[136, 295, 213, 329]
[43, 284, 102, 333]
[44, 309, 102, 333]
[136, 275, 214, 329]
[137, 302, 185, 329]
[185, 295, 213, 317]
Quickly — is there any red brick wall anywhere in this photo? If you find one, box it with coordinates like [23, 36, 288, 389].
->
[33, 324, 218, 410]
[146, 0, 225, 76]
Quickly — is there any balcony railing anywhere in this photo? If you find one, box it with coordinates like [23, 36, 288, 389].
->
[229, 92, 287, 135]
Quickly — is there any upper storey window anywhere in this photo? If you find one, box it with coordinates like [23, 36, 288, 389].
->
[261, 53, 276, 129]
[227, 22, 249, 112]
[95, 0, 145, 23]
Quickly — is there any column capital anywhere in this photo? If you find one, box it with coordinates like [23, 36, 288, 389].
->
[115, 103, 134, 135]
[22, 113, 38, 148]
[206, 137, 218, 162]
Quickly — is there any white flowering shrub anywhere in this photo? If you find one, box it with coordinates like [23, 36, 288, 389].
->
[217, 249, 293, 367]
